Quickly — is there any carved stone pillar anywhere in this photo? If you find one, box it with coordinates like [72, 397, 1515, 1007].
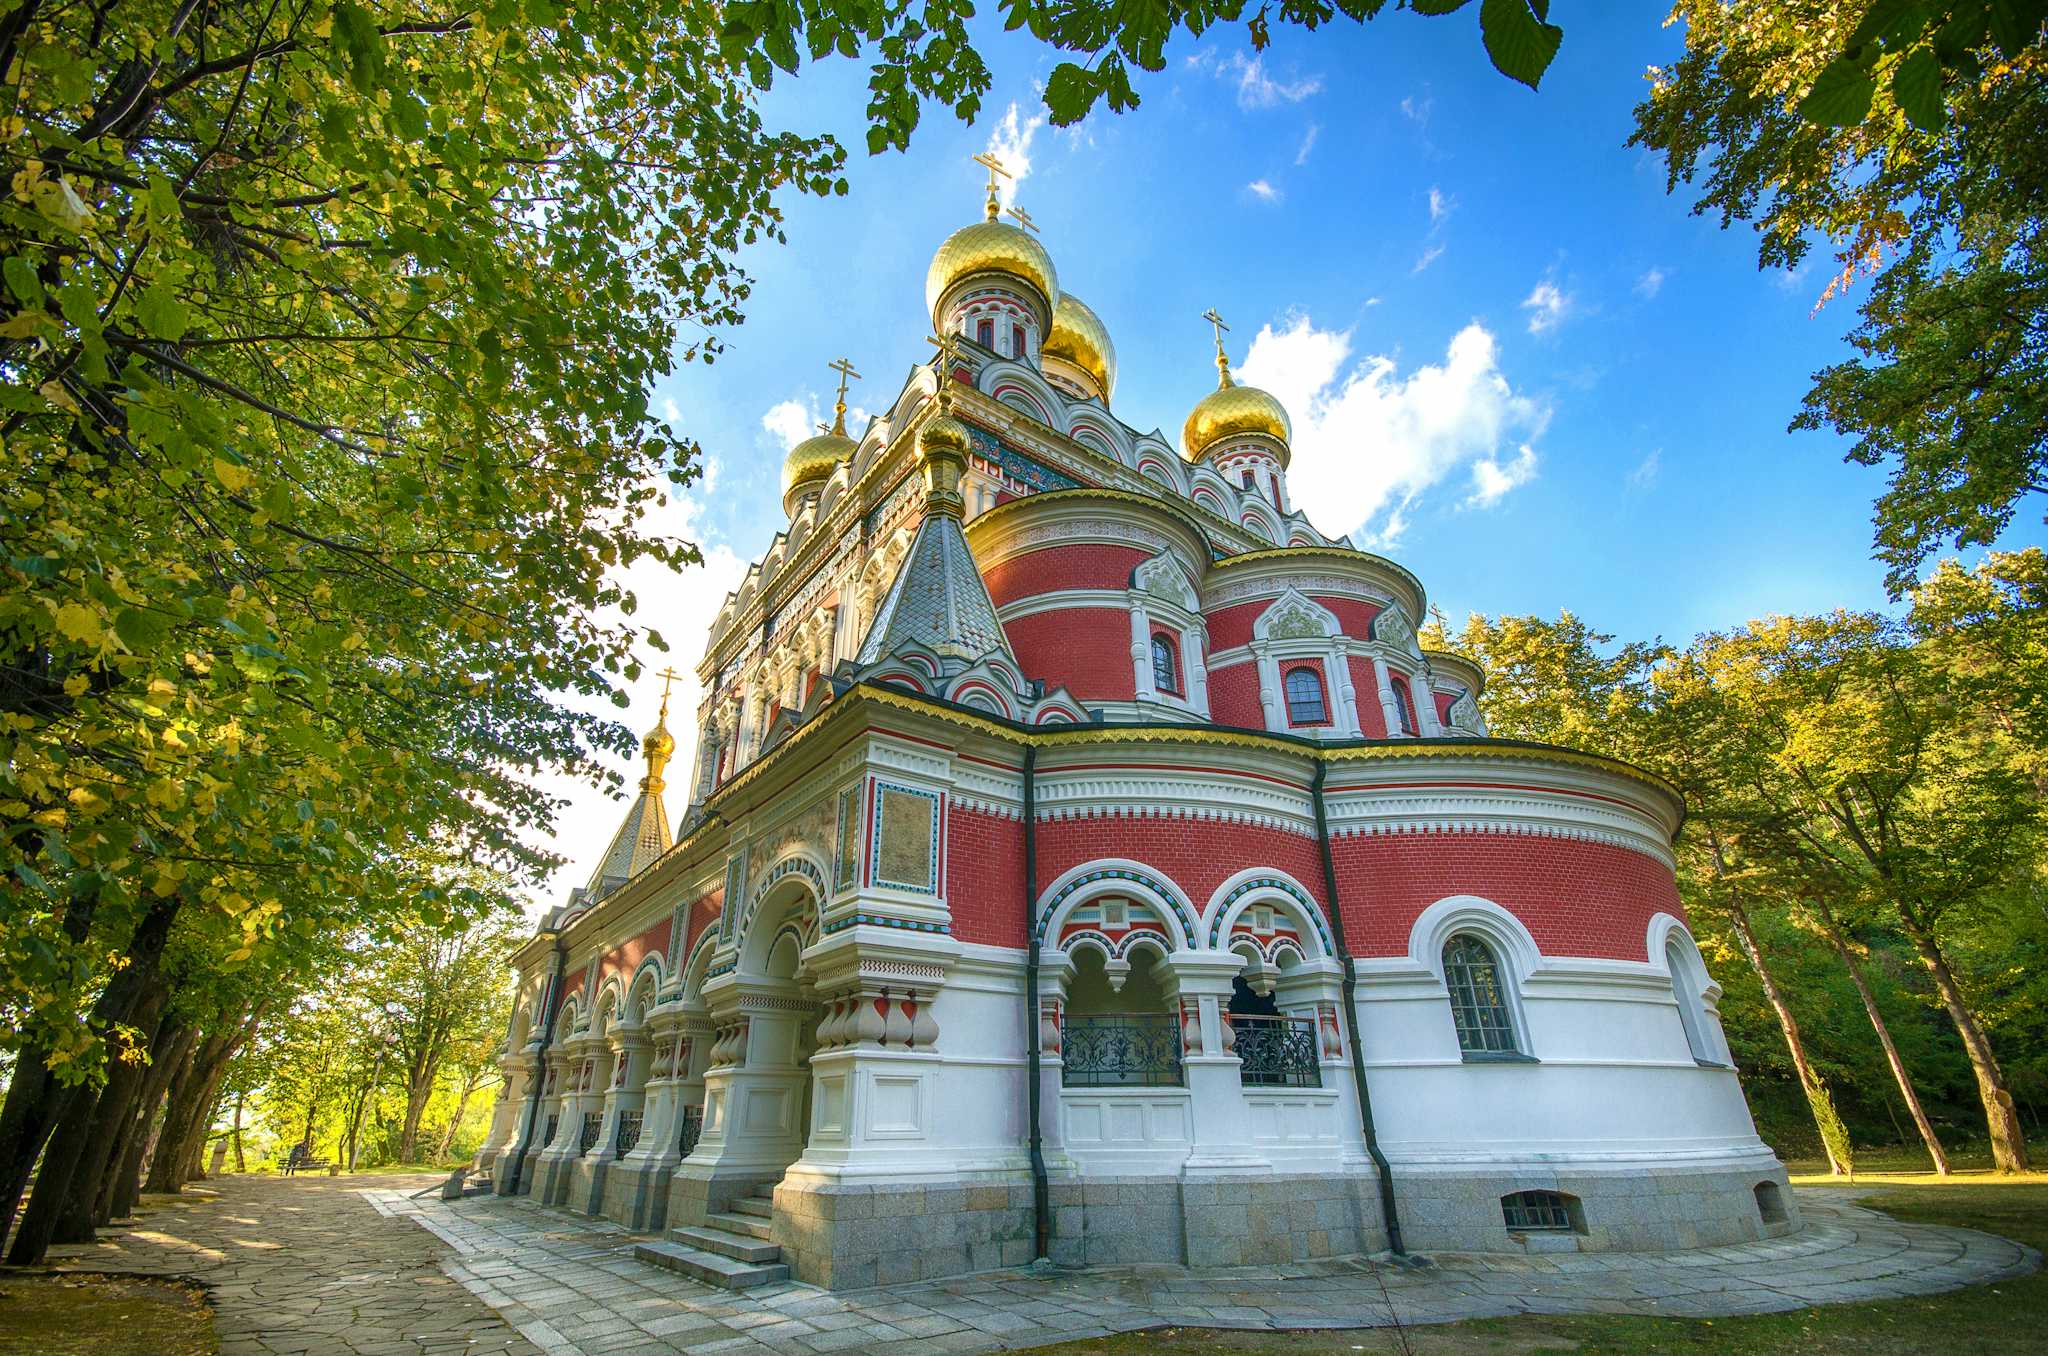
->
[1164, 951, 1267, 1174]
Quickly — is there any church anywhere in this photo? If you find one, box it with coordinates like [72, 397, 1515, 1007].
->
[474, 167, 1798, 1291]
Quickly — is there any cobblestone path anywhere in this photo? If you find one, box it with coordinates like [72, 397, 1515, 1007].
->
[373, 1185, 2034, 1355]
[37, 1174, 2040, 1356]
[45, 1173, 541, 1356]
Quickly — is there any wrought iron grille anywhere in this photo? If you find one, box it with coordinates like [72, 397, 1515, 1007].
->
[1501, 1190, 1579, 1233]
[1060, 1014, 1184, 1088]
[614, 1110, 642, 1158]
[578, 1112, 602, 1155]
[678, 1105, 704, 1159]
[1233, 1014, 1322, 1088]
[543, 1114, 559, 1147]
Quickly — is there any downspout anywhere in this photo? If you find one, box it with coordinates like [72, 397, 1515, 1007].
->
[1312, 759, 1405, 1255]
[502, 932, 567, 1198]
[1022, 745, 1049, 1261]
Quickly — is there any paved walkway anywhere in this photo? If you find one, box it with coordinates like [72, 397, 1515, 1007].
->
[44, 1173, 541, 1356]
[373, 1183, 2037, 1354]
[40, 1172, 2038, 1356]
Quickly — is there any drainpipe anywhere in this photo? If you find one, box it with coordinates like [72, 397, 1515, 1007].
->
[1022, 745, 1049, 1261]
[1312, 760, 1405, 1255]
[502, 931, 567, 1198]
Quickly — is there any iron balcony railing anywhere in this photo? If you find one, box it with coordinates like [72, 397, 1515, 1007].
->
[578, 1112, 602, 1155]
[614, 1110, 642, 1158]
[678, 1105, 704, 1159]
[1232, 1014, 1322, 1088]
[1060, 1014, 1184, 1088]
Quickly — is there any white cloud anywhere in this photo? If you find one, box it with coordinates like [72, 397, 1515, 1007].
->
[1247, 179, 1282, 203]
[1627, 449, 1662, 490]
[984, 102, 1044, 208]
[1400, 94, 1432, 125]
[1236, 316, 1550, 547]
[1522, 279, 1572, 335]
[1634, 267, 1666, 300]
[1413, 243, 1445, 274]
[1189, 50, 1322, 109]
[1428, 186, 1452, 224]
[1295, 123, 1320, 165]
[1467, 444, 1538, 507]
[761, 398, 814, 450]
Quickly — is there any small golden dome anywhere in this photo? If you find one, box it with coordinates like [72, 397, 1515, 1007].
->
[925, 220, 1059, 325]
[1182, 379, 1292, 462]
[780, 428, 855, 504]
[1043, 294, 1117, 399]
[642, 723, 676, 761]
[919, 413, 972, 458]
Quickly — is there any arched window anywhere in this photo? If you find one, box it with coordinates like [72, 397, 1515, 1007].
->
[976, 318, 995, 348]
[1284, 666, 1327, 725]
[1443, 934, 1519, 1056]
[1011, 323, 1027, 358]
[1391, 677, 1418, 735]
[1151, 633, 1181, 695]
[1666, 936, 1717, 1064]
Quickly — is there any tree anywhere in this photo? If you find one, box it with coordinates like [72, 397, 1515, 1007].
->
[369, 910, 520, 1163]
[1632, 4, 2048, 593]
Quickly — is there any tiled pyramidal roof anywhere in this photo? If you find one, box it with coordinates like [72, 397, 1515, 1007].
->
[854, 511, 1014, 666]
[582, 781, 671, 900]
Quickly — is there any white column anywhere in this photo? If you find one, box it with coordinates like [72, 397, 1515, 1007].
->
[1186, 625, 1211, 717]
[1333, 647, 1363, 737]
[1167, 952, 1267, 1174]
[1130, 603, 1157, 702]
[1371, 657, 1403, 737]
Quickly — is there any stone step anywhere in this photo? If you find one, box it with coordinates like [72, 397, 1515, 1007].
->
[633, 1240, 789, 1291]
[670, 1226, 781, 1264]
[708, 1210, 774, 1240]
[729, 1195, 773, 1219]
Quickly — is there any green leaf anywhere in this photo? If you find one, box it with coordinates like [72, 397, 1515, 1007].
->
[1798, 57, 1878, 126]
[1478, 0, 1561, 90]
[1891, 46, 1945, 132]
[114, 607, 171, 651]
[135, 279, 190, 341]
[1410, 0, 1474, 14]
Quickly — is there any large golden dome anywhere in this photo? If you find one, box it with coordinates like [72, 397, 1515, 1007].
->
[1182, 377, 1292, 462]
[1043, 293, 1116, 399]
[780, 428, 854, 503]
[925, 219, 1059, 324]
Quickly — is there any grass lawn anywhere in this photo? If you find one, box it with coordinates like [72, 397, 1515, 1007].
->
[0, 1272, 213, 1356]
[1037, 1177, 2048, 1355]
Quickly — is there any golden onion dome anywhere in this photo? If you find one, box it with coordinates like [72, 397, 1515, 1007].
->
[1043, 293, 1117, 399]
[919, 412, 972, 458]
[925, 219, 1059, 325]
[642, 722, 676, 762]
[780, 428, 855, 504]
[1182, 377, 1292, 463]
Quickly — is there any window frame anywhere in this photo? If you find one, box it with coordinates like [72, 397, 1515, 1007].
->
[1442, 932, 1529, 1061]
[976, 317, 995, 348]
[1391, 675, 1419, 735]
[1283, 664, 1329, 727]
[1150, 631, 1182, 695]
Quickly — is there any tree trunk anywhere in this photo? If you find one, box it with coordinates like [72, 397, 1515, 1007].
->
[232, 1092, 246, 1174]
[1814, 913, 1950, 1174]
[436, 1069, 485, 1162]
[0, 877, 102, 1239]
[1725, 899, 1854, 1174]
[9, 899, 179, 1265]
[398, 1064, 437, 1165]
[1899, 912, 2030, 1172]
[48, 984, 169, 1244]
[146, 1026, 236, 1194]
[105, 1021, 196, 1222]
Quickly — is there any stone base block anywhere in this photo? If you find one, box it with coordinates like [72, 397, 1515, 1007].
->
[664, 1163, 783, 1234]
[602, 1160, 674, 1231]
[568, 1155, 609, 1217]
[1392, 1158, 1800, 1255]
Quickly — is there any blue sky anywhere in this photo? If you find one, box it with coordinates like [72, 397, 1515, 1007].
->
[532, 11, 2043, 902]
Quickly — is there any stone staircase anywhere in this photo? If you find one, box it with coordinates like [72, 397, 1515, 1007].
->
[633, 1183, 789, 1290]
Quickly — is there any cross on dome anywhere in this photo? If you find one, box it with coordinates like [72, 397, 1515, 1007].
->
[972, 151, 1011, 221]
[1201, 307, 1233, 389]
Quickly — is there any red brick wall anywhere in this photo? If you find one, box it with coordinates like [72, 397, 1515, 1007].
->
[1206, 600, 1265, 652]
[679, 890, 721, 963]
[984, 544, 1152, 607]
[1206, 660, 1264, 729]
[598, 916, 670, 989]
[1334, 832, 1682, 962]
[1347, 657, 1390, 739]
[1036, 814, 1328, 941]
[1433, 689, 1457, 724]
[1002, 607, 1136, 702]
[947, 806, 1027, 946]
[1314, 595, 1383, 644]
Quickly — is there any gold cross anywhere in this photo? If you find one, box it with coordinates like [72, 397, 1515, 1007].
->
[1201, 308, 1232, 387]
[972, 151, 1011, 220]
[926, 332, 962, 405]
[655, 665, 682, 716]
[826, 357, 861, 435]
[1005, 206, 1039, 235]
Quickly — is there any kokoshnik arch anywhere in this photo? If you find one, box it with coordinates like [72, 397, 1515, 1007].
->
[474, 166, 1798, 1290]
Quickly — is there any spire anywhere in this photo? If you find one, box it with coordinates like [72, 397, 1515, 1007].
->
[582, 672, 678, 900]
[1202, 307, 1233, 390]
[826, 357, 861, 437]
[853, 342, 1015, 667]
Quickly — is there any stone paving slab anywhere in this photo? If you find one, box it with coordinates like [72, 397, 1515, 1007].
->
[32, 1173, 2038, 1356]
[366, 1184, 2034, 1355]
